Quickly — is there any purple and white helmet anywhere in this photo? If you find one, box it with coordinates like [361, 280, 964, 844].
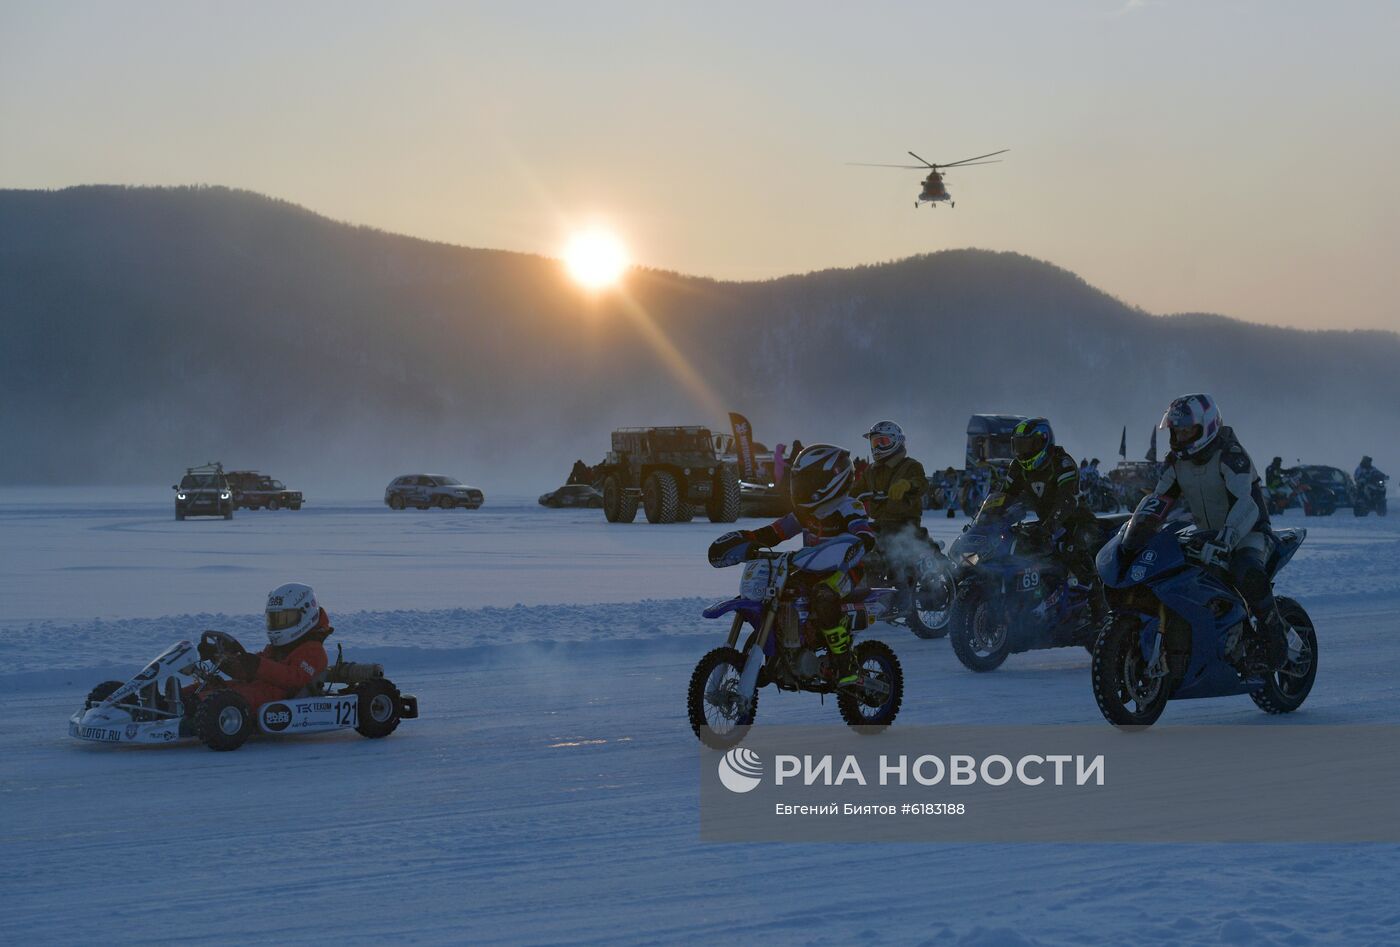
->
[1160, 394, 1222, 458]
[788, 444, 854, 519]
[864, 420, 906, 463]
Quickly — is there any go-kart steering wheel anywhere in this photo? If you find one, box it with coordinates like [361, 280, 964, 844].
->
[198, 630, 245, 662]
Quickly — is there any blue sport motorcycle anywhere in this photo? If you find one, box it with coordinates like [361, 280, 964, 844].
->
[946, 496, 1127, 671]
[1090, 495, 1318, 726]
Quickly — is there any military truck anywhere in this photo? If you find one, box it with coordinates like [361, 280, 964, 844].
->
[598, 426, 741, 524]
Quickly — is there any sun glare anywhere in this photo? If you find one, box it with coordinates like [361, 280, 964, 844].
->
[564, 229, 629, 290]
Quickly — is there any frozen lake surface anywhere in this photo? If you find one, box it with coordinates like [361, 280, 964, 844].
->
[2, 490, 1398, 944]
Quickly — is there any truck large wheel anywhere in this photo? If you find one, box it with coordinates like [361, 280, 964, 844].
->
[707, 467, 741, 523]
[643, 471, 680, 524]
[602, 475, 637, 523]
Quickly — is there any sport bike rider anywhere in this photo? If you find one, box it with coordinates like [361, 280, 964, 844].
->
[1151, 394, 1289, 669]
[986, 417, 1107, 624]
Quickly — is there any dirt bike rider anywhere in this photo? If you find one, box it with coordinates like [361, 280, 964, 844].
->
[709, 445, 876, 687]
[991, 417, 1107, 623]
[192, 583, 333, 708]
[1355, 455, 1386, 487]
[853, 420, 929, 533]
[1152, 394, 1290, 670]
[852, 420, 931, 600]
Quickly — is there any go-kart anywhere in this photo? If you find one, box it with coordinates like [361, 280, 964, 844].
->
[69, 631, 419, 751]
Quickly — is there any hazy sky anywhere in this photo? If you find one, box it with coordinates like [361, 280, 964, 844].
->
[2, 1, 1397, 331]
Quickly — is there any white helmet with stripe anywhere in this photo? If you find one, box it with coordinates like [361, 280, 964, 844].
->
[788, 444, 854, 519]
[265, 582, 320, 647]
[863, 420, 906, 463]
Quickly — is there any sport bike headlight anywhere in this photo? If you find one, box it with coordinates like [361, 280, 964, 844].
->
[220, 492, 231, 500]
[177, 493, 187, 500]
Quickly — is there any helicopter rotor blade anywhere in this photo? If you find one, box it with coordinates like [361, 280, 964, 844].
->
[939, 160, 1002, 168]
[847, 162, 928, 169]
[907, 151, 938, 168]
[936, 149, 1010, 168]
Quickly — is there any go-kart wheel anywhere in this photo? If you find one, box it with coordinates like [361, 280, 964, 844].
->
[86, 680, 125, 707]
[195, 691, 253, 751]
[355, 679, 403, 738]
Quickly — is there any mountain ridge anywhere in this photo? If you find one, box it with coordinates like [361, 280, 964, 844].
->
[2, 185, 1395, 492]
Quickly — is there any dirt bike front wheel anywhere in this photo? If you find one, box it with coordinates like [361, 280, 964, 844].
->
[688, 646, 757, 750]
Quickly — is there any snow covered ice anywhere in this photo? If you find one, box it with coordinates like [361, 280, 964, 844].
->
[3, 488, 1400, 944]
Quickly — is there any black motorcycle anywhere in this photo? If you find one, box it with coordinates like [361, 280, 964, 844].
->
[1353, 473, 1389, 518]
[858, 493, 956, 639]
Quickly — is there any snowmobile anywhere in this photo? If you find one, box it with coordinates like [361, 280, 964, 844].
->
[1090, 495, 1317, 727]
[945, 496, 1127, 671]
[688, 537, 904, 750]
[70, 631, 418, 751]
[856, 490, 956, 639]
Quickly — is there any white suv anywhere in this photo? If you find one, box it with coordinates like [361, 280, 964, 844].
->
[384, 475, 485, 510]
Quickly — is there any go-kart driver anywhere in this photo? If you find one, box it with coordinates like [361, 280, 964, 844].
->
[710, 445, 877, 687]
[194, 583, 332, 706]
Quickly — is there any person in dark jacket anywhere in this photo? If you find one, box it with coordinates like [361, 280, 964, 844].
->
[853, 420, 929, 533]
[991, 417, 1104, 621]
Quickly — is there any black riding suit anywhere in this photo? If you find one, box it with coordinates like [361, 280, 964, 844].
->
[1001, 446, 1104, 617]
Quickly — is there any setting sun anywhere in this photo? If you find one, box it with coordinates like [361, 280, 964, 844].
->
[563, 229, 629, 290]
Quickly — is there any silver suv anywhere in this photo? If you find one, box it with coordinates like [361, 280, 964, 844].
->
[384, 474, 485, 510]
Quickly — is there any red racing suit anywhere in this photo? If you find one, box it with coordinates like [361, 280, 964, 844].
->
[224, 637, 329, 708]
[196, 612, 332, 708]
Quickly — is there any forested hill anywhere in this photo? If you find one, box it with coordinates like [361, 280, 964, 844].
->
[3, 185, 1395, 490]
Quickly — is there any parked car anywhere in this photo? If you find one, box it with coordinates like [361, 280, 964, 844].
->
[226, 470, 304, 511]
[173, 462, 234, 520]
[539, 484, 604, 508]
[384, 475, 485, 510]
[1284, 465, 1352, 517]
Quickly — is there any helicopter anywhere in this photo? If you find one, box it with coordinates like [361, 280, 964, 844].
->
[849, 149, 1008, 208]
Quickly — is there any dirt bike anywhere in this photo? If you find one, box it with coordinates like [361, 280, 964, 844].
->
[858, 491, 956, 639]
[688, 536, 904, 750]
[1091, 495, 1317, 727]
